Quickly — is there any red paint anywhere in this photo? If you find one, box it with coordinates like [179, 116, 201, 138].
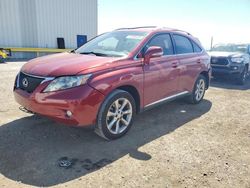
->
[21, 53, 118, 77]
[14, 81, 105, 125]
[14, 27, 211, 126]
[144, 46, 163, 64]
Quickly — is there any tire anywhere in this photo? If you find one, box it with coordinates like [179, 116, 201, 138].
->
[95, 89, 136, 140]
[237, 66, 248, 85]
[0, 58, 4, 63]
[187, 75, 206, 104]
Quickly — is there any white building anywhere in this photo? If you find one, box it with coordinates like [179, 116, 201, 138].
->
[0, 0, 98, 58]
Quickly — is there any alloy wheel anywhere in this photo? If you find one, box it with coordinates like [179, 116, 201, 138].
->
[106, 98, 133, 135]
[195, 79, 205, 101]
[242, 69, 247, 82]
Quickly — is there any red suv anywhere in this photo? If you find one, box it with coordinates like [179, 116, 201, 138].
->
[14, 27, 211, 140]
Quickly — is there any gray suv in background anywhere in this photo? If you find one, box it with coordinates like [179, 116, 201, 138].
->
[209, 44, 250, 85]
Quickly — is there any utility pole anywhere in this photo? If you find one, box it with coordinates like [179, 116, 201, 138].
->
[210, 36, 213, 50]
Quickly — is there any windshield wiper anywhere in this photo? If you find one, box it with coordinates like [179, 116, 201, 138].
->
[80, 52, 108, 57]
[70, 49, 76, 53]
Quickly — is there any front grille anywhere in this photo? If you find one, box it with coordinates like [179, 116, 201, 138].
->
[211, 57, 229, 66]
[18, 72, 44, 93]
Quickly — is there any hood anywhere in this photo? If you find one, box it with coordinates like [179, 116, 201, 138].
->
[208, 51, 244, 57]
[21, 52, 118, 77]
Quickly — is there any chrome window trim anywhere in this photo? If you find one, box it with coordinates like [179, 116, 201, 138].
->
[172, 50, 204, 56]
[133, 32, 174, 60]
[133, 32, 204, 60]
[172, 34, 203, 56]
[145, 91, 189, 108]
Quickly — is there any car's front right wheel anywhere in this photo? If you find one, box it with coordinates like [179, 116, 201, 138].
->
[237, 66, 248, 85]
[95, 89, 136, 140]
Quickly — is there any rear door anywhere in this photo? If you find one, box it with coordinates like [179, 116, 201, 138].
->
[172, 34, 203, 92]
[143, 33, 180, 107]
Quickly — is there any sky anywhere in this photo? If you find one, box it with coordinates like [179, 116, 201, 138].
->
[98, 0, 250, 49]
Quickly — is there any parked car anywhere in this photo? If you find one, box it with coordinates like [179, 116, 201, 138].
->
[13, 26, 211, 140]
[209, 44, 250, 85]
[0, 48, 11, 63]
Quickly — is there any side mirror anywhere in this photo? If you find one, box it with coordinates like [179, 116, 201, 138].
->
[144, 46, 163, 64]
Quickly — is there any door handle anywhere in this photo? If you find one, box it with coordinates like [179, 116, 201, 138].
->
[172, 62, 178, 68]
[197, 59, 201, 63]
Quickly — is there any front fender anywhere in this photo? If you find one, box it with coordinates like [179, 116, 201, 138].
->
[88, 65, 144, 106]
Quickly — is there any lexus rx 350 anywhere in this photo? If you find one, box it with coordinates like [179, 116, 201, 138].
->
[14, 27, 211, 140]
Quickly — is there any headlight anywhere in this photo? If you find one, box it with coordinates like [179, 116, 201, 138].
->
[43, 74, 91, 92]
[231, 57, 244, 63]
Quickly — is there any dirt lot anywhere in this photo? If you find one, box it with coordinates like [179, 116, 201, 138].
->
[0, 61, 249, 188]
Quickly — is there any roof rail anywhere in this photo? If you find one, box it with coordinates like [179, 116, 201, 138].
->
[115, 27, 193, 36]
[115, 26, 157, 30]
[170, 29, 192, 35]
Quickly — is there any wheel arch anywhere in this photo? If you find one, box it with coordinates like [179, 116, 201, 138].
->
[116, 85, 141, 114]
[89, 68, 143, 114]
[245, 63, 249, 71]
[200, 71, 210, 89]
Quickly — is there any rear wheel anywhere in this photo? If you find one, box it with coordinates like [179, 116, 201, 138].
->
[237, 66, 248, 85]
[187, 75, 206, 104]
[95, 89, 136, 140]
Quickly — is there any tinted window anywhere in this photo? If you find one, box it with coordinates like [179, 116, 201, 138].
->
[192, 41, 202, 53]
[145, 34, 174, 55]
[173, 35, 193, 54]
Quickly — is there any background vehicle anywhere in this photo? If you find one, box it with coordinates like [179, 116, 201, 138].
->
[14, 27, 211, 140]
[0, 48, 11, 63]
[209, 44, 250, 85]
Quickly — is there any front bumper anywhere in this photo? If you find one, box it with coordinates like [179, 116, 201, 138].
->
[14, 82, 105, 126]
[211, 65, 244, 76]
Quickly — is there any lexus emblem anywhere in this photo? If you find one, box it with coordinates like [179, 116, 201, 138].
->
[22, 78, 29, 88]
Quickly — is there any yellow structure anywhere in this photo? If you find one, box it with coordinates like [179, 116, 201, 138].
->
[3, 47, 73, 57]
[0, 50, 8, 59]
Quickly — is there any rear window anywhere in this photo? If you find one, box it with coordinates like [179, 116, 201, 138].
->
[173, 34, 193, 54]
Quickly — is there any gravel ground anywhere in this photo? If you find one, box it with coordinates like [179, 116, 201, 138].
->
[0, 61, 249, 188]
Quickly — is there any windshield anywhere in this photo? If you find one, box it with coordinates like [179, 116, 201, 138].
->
[75, 31, 148, 57]
[211, 44, 248, 53]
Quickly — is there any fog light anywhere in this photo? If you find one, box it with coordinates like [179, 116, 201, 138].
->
[66, 110, 72, 117]
[232, 66, 238, 70]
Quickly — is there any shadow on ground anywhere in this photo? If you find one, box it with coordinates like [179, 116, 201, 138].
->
[0, 99, 212, 187]
[210, 76, 250, 90]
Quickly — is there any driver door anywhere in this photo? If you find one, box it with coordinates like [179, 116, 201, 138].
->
[143, 33, 180, 107]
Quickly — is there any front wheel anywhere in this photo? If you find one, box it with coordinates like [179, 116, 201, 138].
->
[95, 90, 136, 140]
[187, 75, 206, 104]
[237, 67, 248, 85]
